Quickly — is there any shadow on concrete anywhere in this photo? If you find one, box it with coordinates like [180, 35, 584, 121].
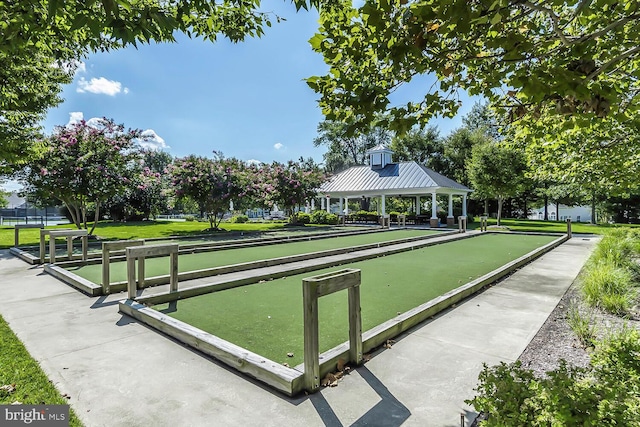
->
[350, 366, 411, 427]
[309, 393, 343, 427]
[90, 295, 119, 309]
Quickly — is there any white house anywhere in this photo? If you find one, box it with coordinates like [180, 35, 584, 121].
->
[528, 204, 593, 223]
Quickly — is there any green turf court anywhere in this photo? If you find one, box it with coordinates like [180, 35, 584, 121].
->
[67, 229, 439, 284]
[151, 233, 557, 367]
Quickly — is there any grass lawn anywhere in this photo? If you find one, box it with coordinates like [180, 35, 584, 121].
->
[0, 314, 83, 426]
[152, 233, 557, 367]
[468, 218, 640, 234]
[67, 229, 439, 284]
[0, 220, 343, 250]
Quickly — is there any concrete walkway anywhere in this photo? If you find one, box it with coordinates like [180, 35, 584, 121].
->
[0, 236, 596, 427]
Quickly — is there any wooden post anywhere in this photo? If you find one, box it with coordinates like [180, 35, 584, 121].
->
[102, 239, 145, 294]
[48, 230, 88, 262]
[14, 224, 44, 247]
[303, 280, 319, 391]
[40, 228, 71, 263]
[566, 218, 572, 238]
[127, 256, 137, 299]
[67, 236, 74, 258]
[303, 268, 362, 393]
[458, 216, 467, 233]
[125, 244, 179, 300]
[49, 234, 57, 264]
[170, 252, 178, 292]
[398, 214, 406, 227]
[480, 216, 488, 232]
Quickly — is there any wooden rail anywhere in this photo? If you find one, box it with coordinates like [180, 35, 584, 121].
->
[47, 229, 88, 263]
[14, 224, 44, 247]
[126, 244, 179, 299]
[102, 240, 145, 294]
[303, 268, 362, 392]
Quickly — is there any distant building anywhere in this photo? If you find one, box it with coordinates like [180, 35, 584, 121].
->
[6, 192, 26, 209]
[528, 204, 593, 223]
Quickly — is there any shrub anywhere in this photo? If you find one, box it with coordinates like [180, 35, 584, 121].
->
[325, 213, 339, 225]
[310, 210, 338, 225]
[295, 212, 311, 224]
[567, 304, 598, 347]
[229, 215, 249, 223]
[583, 262, 633, 314]
[468, 328, 640, 426]
[184, 215, 197, 222]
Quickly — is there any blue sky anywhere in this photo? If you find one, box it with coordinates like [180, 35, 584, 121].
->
[5, 2, 477, 192]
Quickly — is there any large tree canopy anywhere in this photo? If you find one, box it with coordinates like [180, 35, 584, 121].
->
[307, 0, 640, 134]
[0, 0, 323, 171]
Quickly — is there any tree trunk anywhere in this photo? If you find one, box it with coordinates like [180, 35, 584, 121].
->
[523, 197, 528, 219]
[555, 200, 560, 221]
[89, 201, 100, 235]
[591, 192, 597, 224]
[484, 199, 488, 216]
[497, 197, 503, 226]
[544, 195, 548, 221]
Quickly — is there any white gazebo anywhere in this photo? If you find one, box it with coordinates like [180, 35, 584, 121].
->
[317, 145, 472, 227]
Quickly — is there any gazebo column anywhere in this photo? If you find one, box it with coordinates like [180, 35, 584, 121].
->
[415, 196, 421, 215]
[326, 197, 331, 213]
[430, 192, 439, 228]
[381, 194, 386, 216]
[462, 194, 468, 217]
[447, 194, 455, 227]
[344, 197, 349, 215]
[305, 201, 310, 214]
[320, 197, 325, 211]
[311, 199, 315, 211]
[339, 198, 344, 215]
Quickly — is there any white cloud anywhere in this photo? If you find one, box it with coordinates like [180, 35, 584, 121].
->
[246, 159, 262, 165]
[136, 129, 169, 151]
[123, 87, 130, 95]
[77, 77, 127, 96]
[68, 112, 84, 125]
[274, 142, 284, 150]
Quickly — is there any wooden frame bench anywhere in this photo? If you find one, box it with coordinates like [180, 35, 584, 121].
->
[47, 229, 88, 264]
[102, 239, 145, 294]
[303, 269, 362, 392]
[14, 223, 44, 247]
[126, 244, 179, 299]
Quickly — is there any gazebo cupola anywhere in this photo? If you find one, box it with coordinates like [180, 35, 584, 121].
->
[367, 144, 394, 169]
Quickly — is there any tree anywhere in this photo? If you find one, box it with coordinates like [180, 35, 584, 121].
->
[171, 153, 246, 230]
[442, 128, 492, 188]
[390, 126, 447, 171]
[1, 0, 322, 169]
[313, 119, 391, 173]
[103, 150, 173, 221]
[260, 159, 326, 223]
[23, 118, 142, 234]
[307, 1, 640, 134]
[462, 102, 503, 141]
[467, 143, 528, 225]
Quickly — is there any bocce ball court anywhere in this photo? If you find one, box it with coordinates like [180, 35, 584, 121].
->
[120, 232, 562, 395]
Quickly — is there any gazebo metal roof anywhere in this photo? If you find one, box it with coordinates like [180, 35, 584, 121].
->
[318, 161, 472, 197]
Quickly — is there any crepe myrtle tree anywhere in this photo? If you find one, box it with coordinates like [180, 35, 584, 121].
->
[103, 149, 173, 221]
[23, 118, 145, 235]
[262, 158, 327, 224]
[171, 153, 247, 230]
